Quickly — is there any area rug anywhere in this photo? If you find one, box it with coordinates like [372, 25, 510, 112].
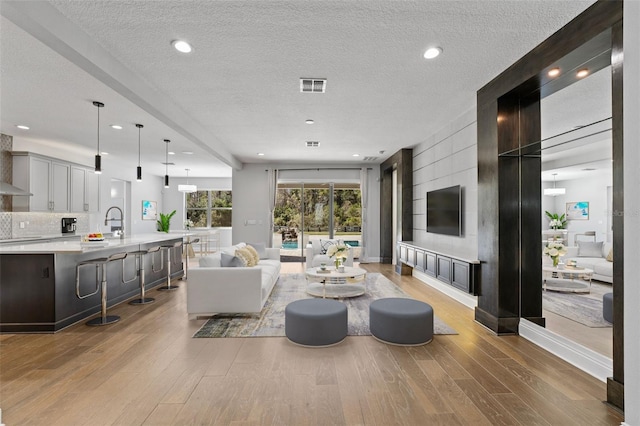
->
[542, 281, 612, 328]
[193, 272, 457, 338]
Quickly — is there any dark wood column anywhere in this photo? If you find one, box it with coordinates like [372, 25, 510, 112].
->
[608, 18, 625, 411]
[475, 0, 623, 410]
[380, 149, 413, 265]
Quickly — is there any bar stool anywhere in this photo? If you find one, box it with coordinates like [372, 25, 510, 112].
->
[182, 237, 200, 280]
[127, 246, 160, 305]
[76, 252, 128, 326]
[157, 241, 183, 291]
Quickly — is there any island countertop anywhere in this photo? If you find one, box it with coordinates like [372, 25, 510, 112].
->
[0, 232, 199, 254]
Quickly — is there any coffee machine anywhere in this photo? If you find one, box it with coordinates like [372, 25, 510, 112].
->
[61, 217, 77, 234]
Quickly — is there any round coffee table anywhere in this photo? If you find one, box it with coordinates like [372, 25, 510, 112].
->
[542, 265, 593, 293]
[305, 266, 367, 298]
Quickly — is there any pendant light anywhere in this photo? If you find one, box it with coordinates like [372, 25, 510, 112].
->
[92, 101, 104, 174]
[135, 124, 143, 181]
[544, 173, 566, 196]
[178, 168, 197, 193]
[164, 139, 170, 188]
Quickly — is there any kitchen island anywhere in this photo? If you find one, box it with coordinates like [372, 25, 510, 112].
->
[0, 233, 188, 333]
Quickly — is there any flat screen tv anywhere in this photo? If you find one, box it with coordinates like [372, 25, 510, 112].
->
[426, 185, 462, 236]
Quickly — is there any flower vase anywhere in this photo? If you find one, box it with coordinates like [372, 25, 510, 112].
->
[552, 256, 559, 267]
[334, 258, 341, 270]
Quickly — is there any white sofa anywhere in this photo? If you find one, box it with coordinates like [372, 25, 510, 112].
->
[564, 241, 613, 283]
[187, 243, 281, 319]
[306, 239, 354, 269]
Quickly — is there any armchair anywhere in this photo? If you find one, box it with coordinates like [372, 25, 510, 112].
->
[306, 239, 354, 269]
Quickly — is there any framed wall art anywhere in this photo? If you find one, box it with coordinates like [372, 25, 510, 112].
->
[566, 201, 589, 220]
[142, 200, 157, 220]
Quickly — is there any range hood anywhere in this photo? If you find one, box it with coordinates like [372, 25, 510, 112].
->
[0, 181, 33, 196]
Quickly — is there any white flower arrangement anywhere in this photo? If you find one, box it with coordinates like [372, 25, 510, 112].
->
[326, 243, 349, 260]
[184, 219, 194, 229]
[548, 219, 563, 229]
[543, 240, 567, 266]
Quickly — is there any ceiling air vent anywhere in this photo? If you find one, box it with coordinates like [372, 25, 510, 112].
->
[305, 141, 320, 148]
[162, 162, 175, 166]
[300, 78, 326, 93]
[363, 156, 379, 162]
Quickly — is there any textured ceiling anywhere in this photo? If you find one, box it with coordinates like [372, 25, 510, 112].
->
[0, 0, 601, 178]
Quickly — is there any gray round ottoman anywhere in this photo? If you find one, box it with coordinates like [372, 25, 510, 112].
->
[285, 299, 348, 347]
[603, 292, 613, 323]
[369, 298, 433, 346]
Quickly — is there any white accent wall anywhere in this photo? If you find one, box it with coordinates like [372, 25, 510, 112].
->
[411, 108, 478, 261]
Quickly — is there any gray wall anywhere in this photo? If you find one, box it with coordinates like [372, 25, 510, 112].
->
[232, 163, 381, 261]
[411, 108, 478, 260]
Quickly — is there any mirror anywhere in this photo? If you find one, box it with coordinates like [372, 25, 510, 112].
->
[540, 65, 613, 359]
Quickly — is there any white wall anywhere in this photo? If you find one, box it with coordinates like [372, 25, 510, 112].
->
[232, 163, 381, 260]
[624, 1, 640, 423]
[411, 108, 478, 261]
[542, 171, 612, 244]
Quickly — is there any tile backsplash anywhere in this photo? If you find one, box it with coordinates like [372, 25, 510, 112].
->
[3, 212, 90, 239]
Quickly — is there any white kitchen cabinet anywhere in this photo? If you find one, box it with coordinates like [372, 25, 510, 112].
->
[70, 166, 100, 212]
[12, 153, 70, 212]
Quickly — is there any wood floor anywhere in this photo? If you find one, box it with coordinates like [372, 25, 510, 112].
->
[0, 262, 624, 425]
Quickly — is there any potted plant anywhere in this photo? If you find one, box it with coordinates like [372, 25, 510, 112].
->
[157, 210, 176, 233]
[545, 211, 567, 230]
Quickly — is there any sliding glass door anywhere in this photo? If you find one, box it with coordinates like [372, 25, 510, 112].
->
[274, 182, 361, 261]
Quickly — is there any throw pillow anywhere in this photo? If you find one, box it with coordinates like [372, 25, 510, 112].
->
[199, 254, 221, 267]
[221, 252, 246, 267]
[577, 241, 604, 257]
[606, 248, 613, 262]
[247, 242, 267, 259]
[245, 244, 261, 264]
[235, 247, 256, 267]
[319, 239, 343, 254]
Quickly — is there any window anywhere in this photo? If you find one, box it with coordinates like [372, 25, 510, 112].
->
[186, 190, 232, 227]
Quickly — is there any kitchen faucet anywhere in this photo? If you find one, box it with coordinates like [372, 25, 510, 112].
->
[105, 206, 125, 239]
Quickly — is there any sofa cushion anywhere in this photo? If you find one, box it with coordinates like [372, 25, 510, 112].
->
[593, 262, 613, 277]
[577, 241, 604, 257]
[199, 254, 221, 267]
[221, 252, 246, 267]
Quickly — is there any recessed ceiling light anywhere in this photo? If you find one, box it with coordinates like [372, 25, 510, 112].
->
[423, 47, 442, 59]
[305, 119, 314, 125]
[110, 124, 123, 130]
[172, 40, 192, 53]
[181, 151, 194, 155]
[576, 68, 589, 78]
[582, 168, 597, 171]
[548, 67, 561, 77]
[16, 125, 29, 130]
[352, 154, 360, 157]
[168, 151, 175, 155]
[257, 153, 265, 156]
[100, 151, 109, 155]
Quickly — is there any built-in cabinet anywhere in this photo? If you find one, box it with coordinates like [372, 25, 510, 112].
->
[12, 154, 69, 212]
[397, 241, 479, 294]
[12, 152, 99, 213]
[70, 166, 100, 212]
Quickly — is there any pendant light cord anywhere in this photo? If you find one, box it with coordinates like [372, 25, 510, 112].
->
[96, 105, 100, 154]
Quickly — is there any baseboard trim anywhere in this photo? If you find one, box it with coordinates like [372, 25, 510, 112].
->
[412, 269, 477, 309]
[519, 319, 612, 382]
